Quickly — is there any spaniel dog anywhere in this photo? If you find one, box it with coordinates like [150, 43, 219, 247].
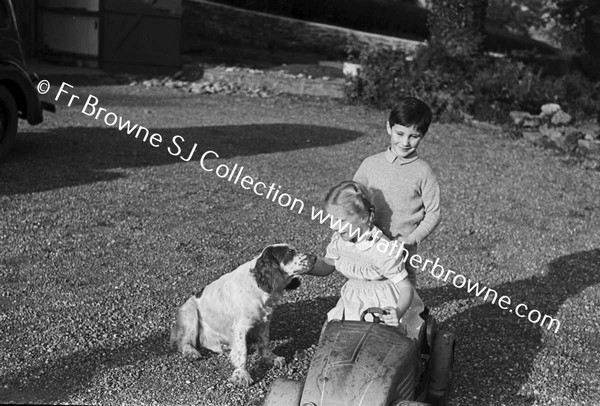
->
[170, 244, 316, 386]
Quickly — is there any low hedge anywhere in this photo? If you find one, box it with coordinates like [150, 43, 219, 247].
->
[345, 44, 599, 124]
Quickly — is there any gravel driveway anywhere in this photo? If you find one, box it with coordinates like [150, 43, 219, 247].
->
[1, 84, 599, 405]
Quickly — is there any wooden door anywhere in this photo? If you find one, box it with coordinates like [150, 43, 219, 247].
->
[101, 0, 182, 73]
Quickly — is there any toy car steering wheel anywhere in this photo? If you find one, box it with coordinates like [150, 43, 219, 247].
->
[360, 307, 389, 323]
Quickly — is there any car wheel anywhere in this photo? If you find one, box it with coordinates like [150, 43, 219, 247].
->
[426, 331, 456, 406]
[264, 378, 304, 406]
[0, 85, 18, 162]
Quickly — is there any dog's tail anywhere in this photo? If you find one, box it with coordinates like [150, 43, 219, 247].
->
[170, 290, 204, 357]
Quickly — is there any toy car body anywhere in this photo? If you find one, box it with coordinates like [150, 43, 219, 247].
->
[265, 308, 455, 406]
[0, 0, 54, 160]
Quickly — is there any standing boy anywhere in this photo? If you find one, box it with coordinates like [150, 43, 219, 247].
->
[353, 96, 440, 285]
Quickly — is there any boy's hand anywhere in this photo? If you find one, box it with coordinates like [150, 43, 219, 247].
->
[398, 235, 416, 246]
[381, 306, 400, 327]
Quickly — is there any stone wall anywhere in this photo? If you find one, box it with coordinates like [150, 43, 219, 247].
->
[183, 0, 423, 57]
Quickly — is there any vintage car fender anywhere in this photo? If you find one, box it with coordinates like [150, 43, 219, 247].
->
[0, 60, 45, 125]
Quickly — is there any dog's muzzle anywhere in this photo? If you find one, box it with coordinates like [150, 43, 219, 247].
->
[300, 254, 318, 274]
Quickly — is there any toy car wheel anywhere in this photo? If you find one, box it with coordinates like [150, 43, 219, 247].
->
[426, 331, 456, 406]
[264, 378, 304, 406]
[0, 85, 18, 162]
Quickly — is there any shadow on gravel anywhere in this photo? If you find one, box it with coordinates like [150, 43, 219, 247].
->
[0, 330, 171, 404]
[424, 248, 600, 405]
[0, 124, 363, 196]
[270, 296, 339, 354]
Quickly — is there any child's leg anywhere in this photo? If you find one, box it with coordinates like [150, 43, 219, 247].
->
[399, 289, 426, 340]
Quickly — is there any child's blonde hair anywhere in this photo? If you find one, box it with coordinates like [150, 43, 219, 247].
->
[325, 180, 375, 223]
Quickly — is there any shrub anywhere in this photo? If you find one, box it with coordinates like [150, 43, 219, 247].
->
[486, 0, 546, 36]
[345, 44, 477, 122]
[345, 45, 599, 124]
[540, 0, 600, 80]
[428, 0, 488, 57]
[471, 55, 599, 120]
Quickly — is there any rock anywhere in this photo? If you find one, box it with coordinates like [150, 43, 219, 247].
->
[190, 83, 204, 94]
[548, 129, 564, 144]
[541, 103, 561, 116]
[470, 120, 503, 132]
[510, 111, 524, 125]
[547, 130, 581, 152]
[523, 117, 541, 127]
[585, 133, 598, 141]
[578, 139, 600, 157]
[561, 126, 581, 137]
[551, 110, 573, 125]
[523, 131, 548, 147]
[539, 124, 562, 140]
[343, 62, 362, 77]
[510, 111, 536, 126]
[562, 131, 582, 152]
[579, 122, 600, 140]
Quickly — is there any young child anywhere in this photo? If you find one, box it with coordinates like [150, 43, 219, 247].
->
[307, 180, 424, 339]
[353, 96, 441, 286]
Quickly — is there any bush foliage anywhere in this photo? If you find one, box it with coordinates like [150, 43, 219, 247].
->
[345, 44, 599, 123]
[428, 0, 488, 57]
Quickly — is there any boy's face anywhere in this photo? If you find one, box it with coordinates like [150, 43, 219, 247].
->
[387, 122, 423, 158]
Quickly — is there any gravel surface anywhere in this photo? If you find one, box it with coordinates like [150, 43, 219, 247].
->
[1, 84, 599, 406]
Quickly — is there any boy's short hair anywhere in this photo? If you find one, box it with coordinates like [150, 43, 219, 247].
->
[388, 97, 433, 135]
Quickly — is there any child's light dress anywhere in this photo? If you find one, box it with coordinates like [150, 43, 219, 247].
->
[324, 226, 425, 339]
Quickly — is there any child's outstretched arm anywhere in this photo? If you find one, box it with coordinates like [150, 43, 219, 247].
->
[306, 258, 336, 277]
[382, 278, 414, 326]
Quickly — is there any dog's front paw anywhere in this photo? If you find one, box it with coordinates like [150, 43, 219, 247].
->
[229, 368, 253, 386]
[273, 356, 286, 368]
[182, 347, 201, 360]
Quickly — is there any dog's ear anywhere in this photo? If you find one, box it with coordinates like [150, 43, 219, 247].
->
[252, 246, 286, 294]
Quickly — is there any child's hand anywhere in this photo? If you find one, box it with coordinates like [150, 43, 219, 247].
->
[381, 306, 400, 327]
[397, 235, 416, 246]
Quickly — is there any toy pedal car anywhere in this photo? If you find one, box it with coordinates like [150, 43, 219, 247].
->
[264, 307, 455, 406]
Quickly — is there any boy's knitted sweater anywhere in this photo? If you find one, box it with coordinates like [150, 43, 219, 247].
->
[354, 148, 440, 244]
